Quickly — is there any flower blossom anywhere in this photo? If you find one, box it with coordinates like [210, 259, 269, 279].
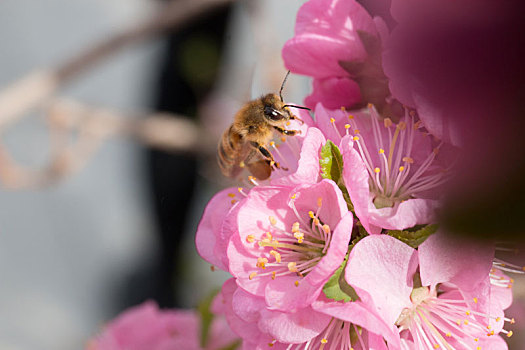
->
[337, 104, 448, 233]
[345, 233, 514, 349]
[196, 126, 327, 272]
[227, 179, 353, 311]
[219, 278, 399, 350]
[282, 0, 379, 110]
[87, 301, 238, 350]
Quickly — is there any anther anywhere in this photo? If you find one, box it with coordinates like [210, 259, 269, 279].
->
[308, 211, 315, 219]
[507, 331, 513, 338]
[291, 222, 300, 233]
[397, 121, 407, 130]
[399, 166, 405, 172]
[473, 298, 478, 303]
[269, 216, 277, 225]
[384, 118, 393, 128]
[402, 156, 414, 163]
[249, 272, 257, 280]
[271, 271, 276, 280]
[353, 136, 360, 141]
[270, 250, 281, 263]
[227, 193, 235, 198]
[210, 265, 215, 272]
[330, 118, 335, 123]
[322, 224, 330, 234]
[288, 262, 298, 272]
[269, 141, 275, 147]
[293, 231, 304, 243]
[317, 197, 323, 207]
[239, 161, 245, 168]
[257, 257, 268, 269]
[290, 193, 297, 200]
[294, 280, 299, 287]
[354, 129, 360, 134]
[280, 137, 286, 142]
[379, 148, 385, 154]
[246, 235, 255, 243]
[374, 167, 380, 173]
[321, 339, 328, 344]
[348, 114, 354, 120]
[344, 124, 350, 129]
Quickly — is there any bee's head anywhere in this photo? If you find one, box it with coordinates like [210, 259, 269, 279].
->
[261, 93, 291, 124]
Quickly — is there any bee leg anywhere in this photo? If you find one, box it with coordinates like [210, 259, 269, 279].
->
[250, 141, 288, 171]
[273, 126, 301, 136]
[289, 114, 305, 125]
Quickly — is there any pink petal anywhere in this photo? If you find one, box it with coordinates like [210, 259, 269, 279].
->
[264, 275, 322, 312]
[345, 235, 417, 326]
[304, 77, 361, 110]
[341, 135, 380, 234]
[312, 297, 401, 348]
[271, 127, 325, 186]
[258, 307, 331, 344]
[369, 198, 439, 231]
[418, 230, 494, 291]
[195, 187, 240, 271]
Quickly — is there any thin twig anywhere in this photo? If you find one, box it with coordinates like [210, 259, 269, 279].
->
[0, 0, 234, 129]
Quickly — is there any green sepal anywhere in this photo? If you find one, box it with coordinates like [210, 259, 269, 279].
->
[319, 140, 354, 211]
[386, 224, 439, 248]
[198, 288, 220, 348]
[322, 251, 360, 303]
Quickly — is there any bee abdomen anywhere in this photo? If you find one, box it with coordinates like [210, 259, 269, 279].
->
[217, 126, 243, 177]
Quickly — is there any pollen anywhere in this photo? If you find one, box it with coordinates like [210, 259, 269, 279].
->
[293, 231, 304, 243]
[271, 271, 276, 280]
[231, 200, 237, 205]
[348, 114, 354, 119]
[353, 136, 360, 141]
[466, 311, 471, 316]
[288, 262, 298, 273]
[446, 333, 451, 337]
[257, 257, 268, 269]
[473, 297, 478, 303]
[379, 148, 385, 154]
[227, 193, 235, 198]
[239, 161, 245, 168]
[269, 216, 277, 225]
[321, 338, 328, 344]
[434, 344, 439, 349]
[281, 137, 286, 142]
[330, 117, 335, 123]
[384, 118, 393, 128]
[294, 280, 299, 287]
[270, 141, 275, 147]
[270, 250, 281, 263]
[246, 235, 255, 243]
[507, 331, 513, 338]
[354, 129, 360, 134]
[290, 193, 297, 199]
[399, 166, 405, 172]
[249, 272, 257, 280]
[344, 124, 350, 129]
[374, 167, 380, 173]
[238, 187, 243, 192]
[286, 121, 291, 126]
[308, 211, 315, 219]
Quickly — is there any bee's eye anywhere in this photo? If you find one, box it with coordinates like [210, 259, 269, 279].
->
[264, 106, 285, 121]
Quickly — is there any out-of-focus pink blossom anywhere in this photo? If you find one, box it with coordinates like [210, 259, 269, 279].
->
[227, 180, 353, 311]
[283, 0, 379, 110]
[345, 233, 512, 349]
[87, 301, 237, 350]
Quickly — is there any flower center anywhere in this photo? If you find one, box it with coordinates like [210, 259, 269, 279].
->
[396, 286, 514, 350]
[335, 105, 449, 208]
[247, 196, 332, 283]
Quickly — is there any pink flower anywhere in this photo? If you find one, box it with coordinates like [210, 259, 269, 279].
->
[345, 233, 513, 349]
[282, 0, 379, 109]
[220, 278, 398, 350]
[227, 179, 353, 312]
[219, 278, 332, 346]
[339, 105, 447, 233]
[87, 301, 238, 350]
[195, 127, 327, 272]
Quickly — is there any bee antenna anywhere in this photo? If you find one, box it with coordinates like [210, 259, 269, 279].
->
[283, 104, 311, 111]
[279, 70, 291, 101]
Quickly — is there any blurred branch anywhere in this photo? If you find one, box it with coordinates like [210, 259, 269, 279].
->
[0, 0, 234, 130]
[0, 99, 213, 189]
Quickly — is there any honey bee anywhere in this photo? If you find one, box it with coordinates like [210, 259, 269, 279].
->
[218, 71, 310, 180]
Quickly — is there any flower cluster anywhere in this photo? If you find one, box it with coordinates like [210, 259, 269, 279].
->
[196, 0, 519, 349]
